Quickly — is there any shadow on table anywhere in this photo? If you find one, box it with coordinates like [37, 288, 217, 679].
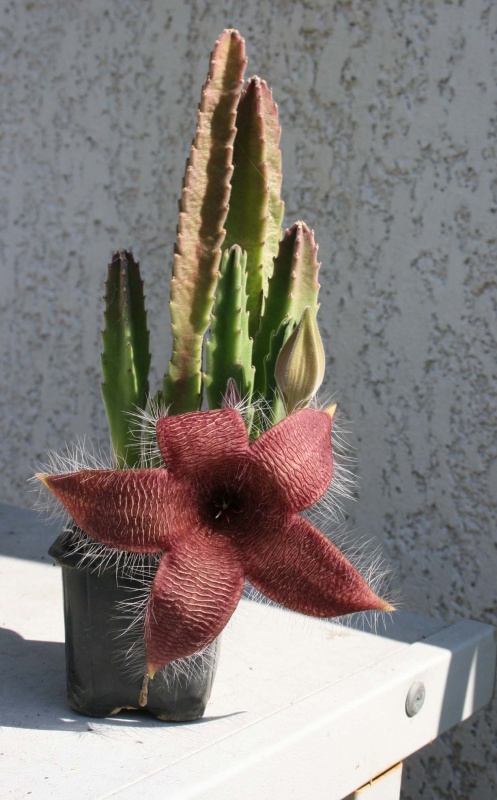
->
[0, 503, 59, 563]
[0, 628, 242, 732]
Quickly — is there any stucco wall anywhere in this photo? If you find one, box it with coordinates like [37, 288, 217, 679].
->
[1, 1, 496, 797]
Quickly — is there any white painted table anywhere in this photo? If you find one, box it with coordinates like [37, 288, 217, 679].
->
[1, 503, 495, 800]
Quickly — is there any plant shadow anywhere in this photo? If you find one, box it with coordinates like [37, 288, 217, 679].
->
[0, 628, 243, 732]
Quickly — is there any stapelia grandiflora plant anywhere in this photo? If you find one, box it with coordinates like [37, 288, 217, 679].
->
[36, 30, 392, 687]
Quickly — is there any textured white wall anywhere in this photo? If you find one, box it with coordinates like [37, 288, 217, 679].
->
[1, 1, 496, 797]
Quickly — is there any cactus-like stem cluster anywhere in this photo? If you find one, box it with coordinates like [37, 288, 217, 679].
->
[101, 250, 150, 467]
[102, 30, 326, 453]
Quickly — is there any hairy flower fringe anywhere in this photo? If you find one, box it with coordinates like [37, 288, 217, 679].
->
[244, 395, 276, 436]
[114, 570, 219, 687]
[241, 396, 396, 632]
[34, 394, 396, 673]
[56, 524, 160, 576]
[245, 556, 396, 636]
[126, 395, 170, 468]
[30, 437, 118, 526]
[309, 394, 396, 631]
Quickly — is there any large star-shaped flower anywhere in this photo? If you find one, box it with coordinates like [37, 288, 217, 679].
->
[38, 407, 391, 677]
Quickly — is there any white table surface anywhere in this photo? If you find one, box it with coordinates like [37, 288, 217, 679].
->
[1, 503, 495, 800]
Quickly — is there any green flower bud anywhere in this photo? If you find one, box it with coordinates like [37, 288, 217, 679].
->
[274, 306, 325, 413]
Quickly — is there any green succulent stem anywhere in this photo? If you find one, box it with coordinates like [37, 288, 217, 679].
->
[204, 245, 254, 409]
[263, 316, 297, 424]
[224, 78, 284, 340]
[162, 29, 247, 414]
[101, 250, 151, 467]
[252, 221, 321, 398]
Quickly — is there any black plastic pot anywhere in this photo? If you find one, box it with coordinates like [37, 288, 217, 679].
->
[49, 532, 220, 721]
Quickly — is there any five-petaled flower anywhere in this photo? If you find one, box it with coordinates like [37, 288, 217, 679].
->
[37, 406, 391, 677]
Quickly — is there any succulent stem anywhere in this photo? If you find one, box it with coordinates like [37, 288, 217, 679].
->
[101, 250, 150, 467]
[263, 316, 296, 424]
[163, 29, 247, 414]
[224, 78, 284, 339]
[204, 245, 254, 409]
[252, 221, 321, 398]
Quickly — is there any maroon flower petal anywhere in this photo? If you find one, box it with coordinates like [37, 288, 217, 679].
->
[156, 408, 250, 478]
[250, 408, 333, 511]
[145, 528, 244, 674]
[38, 469, 171, 553]
[241, 514, 389, 617]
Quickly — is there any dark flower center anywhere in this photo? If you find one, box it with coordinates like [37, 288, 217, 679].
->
[209, 485, 244, 524]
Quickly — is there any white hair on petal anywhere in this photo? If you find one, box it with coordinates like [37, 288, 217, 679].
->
[243, 582, 272, 607]
[126, 396, 170, 468]
[156, 639, 220, 689]
[304, 398, 359, 528]
[243, 542, 396, 635]
[250, 397, 275, 436]
[115, 572, 220, 689]
[220, 386, 277, 437]
[306, 393, 396, 630]
[29, 437, 118, 524]
[55, 524, 159, 577]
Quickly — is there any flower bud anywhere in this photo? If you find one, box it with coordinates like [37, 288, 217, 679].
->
[274, 307, 325, 413]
